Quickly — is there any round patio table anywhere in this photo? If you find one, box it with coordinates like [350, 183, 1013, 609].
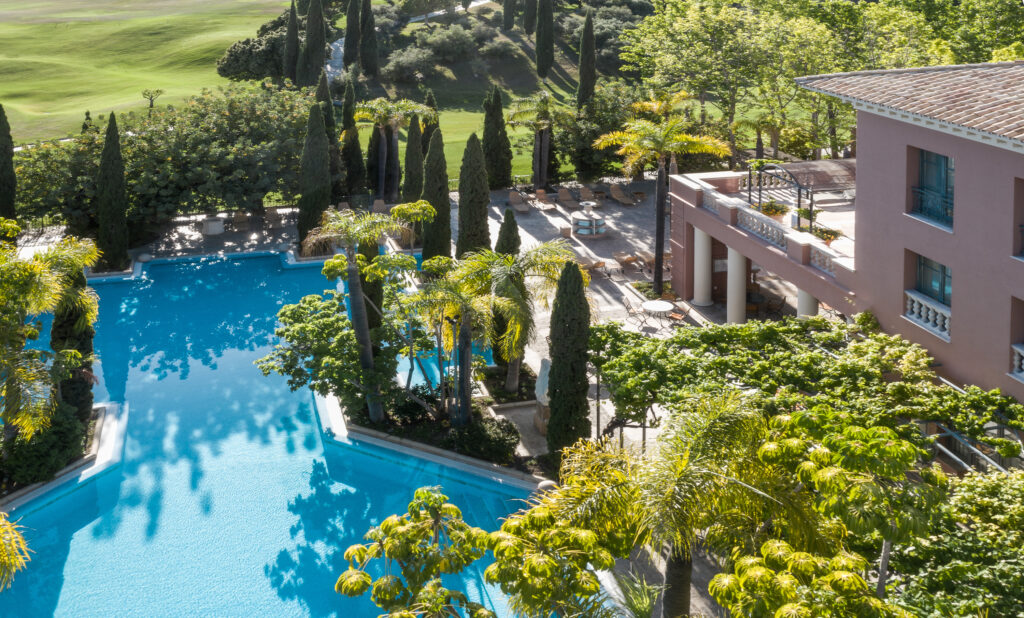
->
[641, 299, 674, 317]
[580, 200, 597, 213]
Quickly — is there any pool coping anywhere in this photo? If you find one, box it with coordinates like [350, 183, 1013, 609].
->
[313, 393, 545, 492]
[1, 402, 129, 513]
[84, 248, 335, 283]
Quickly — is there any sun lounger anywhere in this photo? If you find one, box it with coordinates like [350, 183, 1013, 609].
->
[557, 188, 580, 210]
[579, 186, 599, 203]
[609, 184, 637, 206]
[372, 199, 389, 214]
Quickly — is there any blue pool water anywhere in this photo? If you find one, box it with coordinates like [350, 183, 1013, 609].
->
[1, 254, 527, 617]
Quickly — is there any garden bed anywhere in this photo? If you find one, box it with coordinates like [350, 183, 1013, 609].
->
[480, 364, 538, 405]
[631, 281, 679, 300]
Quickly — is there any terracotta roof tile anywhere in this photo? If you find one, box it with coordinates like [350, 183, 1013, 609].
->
[796, 62, 1024, 146]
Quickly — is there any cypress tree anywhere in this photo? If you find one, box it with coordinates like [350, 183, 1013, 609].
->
[420, 129, 450, 261]
[0, 104, 15, 221]
[502, 0, 517, 31]
[50, 269, 94, 423]
[359, 0, 379, 77]
[535, 0, 554, 79]
[297, 105, 331, 243]
[95, 113, 128, 271]
[523, 0, 537, 35]
[576, 10, 596, 109]
[283, 0, 300, 83]
[341, 79, 357, 131]
[494, 208, 521, 255]
[343, 0, 360, 69]
[402, 114, 423, 202]
[456, 133, 490, 257]
[384, 124, 401, 202]
[342, 127, 367, 196]
[317, 70, 346, 202]
[297, 0, 327, 87]
[420, 90, 438, 156]
[482, 88, 513, 189]
[366, 127, 381, 196]
[546, 261, 591, 453]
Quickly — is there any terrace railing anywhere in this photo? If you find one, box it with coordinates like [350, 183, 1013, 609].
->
[810, 245, 837, 276]
[737, 209, 788, 250]
[904, 289, 951, 340]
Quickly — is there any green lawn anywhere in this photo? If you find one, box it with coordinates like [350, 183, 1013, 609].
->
[0, 0, 287, 142]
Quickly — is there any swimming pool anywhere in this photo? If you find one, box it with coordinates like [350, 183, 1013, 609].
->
[1, 253, 528, 617]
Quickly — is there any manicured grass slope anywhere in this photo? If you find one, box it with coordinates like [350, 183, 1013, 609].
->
[0, 0, 286, 142]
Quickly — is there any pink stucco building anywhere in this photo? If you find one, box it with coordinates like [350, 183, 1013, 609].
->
[670, 61, 1024, 400]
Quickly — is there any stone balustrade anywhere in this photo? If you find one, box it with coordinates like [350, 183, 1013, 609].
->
[1012, 344, 1024, 380]
[904, 289, 951, 340]
[737, 209, 788, 250]
[738, 173, 790, 191]
[810, 245, 837, 276]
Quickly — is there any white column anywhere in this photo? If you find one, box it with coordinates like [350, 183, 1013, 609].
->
[726, 247, 747, 324]
[797, 288, 819, 318]
[692, 227, 713, 306]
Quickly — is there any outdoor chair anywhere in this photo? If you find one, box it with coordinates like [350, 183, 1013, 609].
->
[765, 296, 788, 319]
[609, 184, 636, 206]
[372, 199, 389, 214]
[535, 189, 556, 210]
[230, 211, 249, 231]
[579, 186, 602, 206]
[622, 295, 650, 328]
[557, 187, 580, 210]
[509, 191, 531, 214]
[614, 251, 641, 272]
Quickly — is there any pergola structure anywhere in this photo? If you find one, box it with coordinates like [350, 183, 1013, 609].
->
[747, 159, 857, 227]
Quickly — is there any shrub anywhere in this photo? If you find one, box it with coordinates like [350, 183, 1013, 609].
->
[442, 415, 521, 464]
[2, 403, 85, 487]
[756, 199, 789, 216]
[470, 22, 499, 44]
[812, 226, 841, 243]
[415, 25, 476, 64]
[480, 39, 518, 58]
[389, 384, 440, 426]
[381, 45, 436, 82]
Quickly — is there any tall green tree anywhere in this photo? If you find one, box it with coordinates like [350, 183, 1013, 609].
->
[0, 105, 15, 221]
[341, 128, 367, 196]
[359, 0, 379, 76]
[535, 0, 554, 79]
[296, 0, 327, 87]
[494, 209, 520, 256]
[402, 114, 423, 202]
[316, 70, 346, 202]
[366, 127, 381, 196]
[482, 88, 513, 189]
[341, 79, 357, 131]
[343, 0, 360, 69]
[420, 90, 439, 156]
[595, 118, 729, 296]
[523, 0, 537, 35]
[502, 0, 517, 31]
[576, 11, 596, 110]
[546, 261, 590, 453]
[455, 133, 490, 257]
[297, 105, 331, 243]
[95, 113, 128, 271]
[420, 129, 450, 261]
[283, 0, 300, 83]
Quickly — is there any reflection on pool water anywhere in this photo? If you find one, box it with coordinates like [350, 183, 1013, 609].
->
[1, 253, 527, 617]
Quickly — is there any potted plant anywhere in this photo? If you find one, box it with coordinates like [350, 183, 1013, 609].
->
[757, 198, 789, 222]
[813, 226, 841, 246]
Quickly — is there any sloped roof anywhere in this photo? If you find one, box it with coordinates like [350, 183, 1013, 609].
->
[796, 62, 1024, 150]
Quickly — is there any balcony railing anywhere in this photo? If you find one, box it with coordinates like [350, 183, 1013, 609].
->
[736, 209, 788, 250]
[810, 245, 836, 276]
[904, 289, 951, 339]
[1012, 344, 1024, 380]
[911, 186, 954, 227]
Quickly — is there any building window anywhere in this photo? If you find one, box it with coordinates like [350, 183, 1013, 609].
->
[916, 255, 952, 306]
[911, 149, 954, 226]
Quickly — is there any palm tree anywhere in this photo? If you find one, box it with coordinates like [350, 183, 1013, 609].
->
[594, 118, 729, 296]
[305, 204, 435, 423]
[508, 91, 568, 190]
[355, 98, 436, 202]
[0, 511, 29, 590]
[454, 241, 576, 392]
[1, 229, 98, 451]
[547, 393, 814, 618]
[407, 277, 499, 426]
[733, 112, 783, 160]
